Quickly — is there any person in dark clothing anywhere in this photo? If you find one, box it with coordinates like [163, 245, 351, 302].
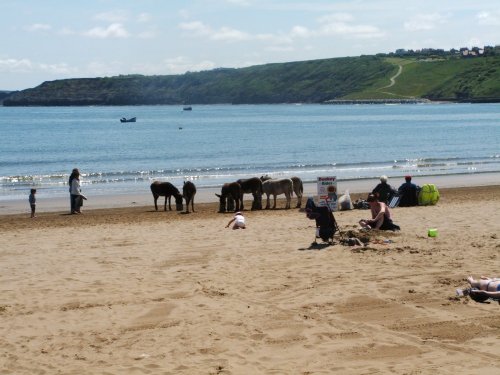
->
[398, 175, 419, 207]
[371, 175, 395, 204]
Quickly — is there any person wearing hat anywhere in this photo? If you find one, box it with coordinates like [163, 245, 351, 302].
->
[371, 175, 396, 204]
[226, 211, 246, 229]
[398, 175, 419, 207]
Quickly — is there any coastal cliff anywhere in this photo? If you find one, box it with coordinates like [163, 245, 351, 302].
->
[3, 55, 500, 106]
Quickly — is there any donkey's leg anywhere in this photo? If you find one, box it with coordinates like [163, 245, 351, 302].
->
[239, 193, 244, 211]
[296, 192, 302, 208]
[153, 194, 159, 211]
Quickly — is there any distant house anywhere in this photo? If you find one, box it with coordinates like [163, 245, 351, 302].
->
[391, 45, 493, 58]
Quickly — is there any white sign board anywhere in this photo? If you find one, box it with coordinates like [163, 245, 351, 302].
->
[317, 176, 338, 211]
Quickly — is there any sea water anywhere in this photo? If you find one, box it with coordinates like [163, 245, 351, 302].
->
[0, 103, 499, 200]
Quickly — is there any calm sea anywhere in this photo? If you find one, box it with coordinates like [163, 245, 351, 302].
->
[0, 103, 499, 201]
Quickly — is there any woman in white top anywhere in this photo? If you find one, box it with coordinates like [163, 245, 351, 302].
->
[69, 168, 83, 214]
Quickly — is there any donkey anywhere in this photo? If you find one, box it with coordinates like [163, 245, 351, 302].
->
[215, 182, 241, 213]
[261, 175, 303, 208]
[150, 181, 183, 211]
[262, 178, 294, 209]
[236, 177, 263, 210]
[182, 181, 197, 213]
[291, 176, 304, 208]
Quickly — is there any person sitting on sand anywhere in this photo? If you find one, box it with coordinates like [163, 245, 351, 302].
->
[359, 194, 400, 231]
[466, 276, 500, 301]
[398, 175, 419, 207]
[372, 175, 396, 204]
[226, 211, 246, 230]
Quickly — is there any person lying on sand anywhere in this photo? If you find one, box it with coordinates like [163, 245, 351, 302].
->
[226, 211, 246, 230]
[466, 276, 500, 300]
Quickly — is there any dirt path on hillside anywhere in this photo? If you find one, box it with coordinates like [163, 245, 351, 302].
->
[380, 64, 402, 89]
[378, 64, 417, 98]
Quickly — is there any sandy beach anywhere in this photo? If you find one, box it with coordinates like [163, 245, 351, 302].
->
[1, 183, 500, 374]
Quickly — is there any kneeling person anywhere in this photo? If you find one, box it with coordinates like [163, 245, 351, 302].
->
[359, 194, 400, 231]
[226, 211, 246, 230]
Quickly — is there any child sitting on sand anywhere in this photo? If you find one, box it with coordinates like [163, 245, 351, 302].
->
[226, 211, 246, 230]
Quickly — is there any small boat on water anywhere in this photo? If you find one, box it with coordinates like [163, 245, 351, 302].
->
[183, 106, 192, 111]
[120, 117, 136, 123]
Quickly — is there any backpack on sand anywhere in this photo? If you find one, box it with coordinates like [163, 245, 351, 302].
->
[418, 184, 440, 206]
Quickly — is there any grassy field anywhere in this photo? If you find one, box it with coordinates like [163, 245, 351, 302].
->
[344, 56, 500, 101]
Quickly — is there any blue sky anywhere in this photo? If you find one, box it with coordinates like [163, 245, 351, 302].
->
[1, 0, 499, 90]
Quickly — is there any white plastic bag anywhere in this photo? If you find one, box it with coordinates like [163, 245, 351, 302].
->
[338, 190, 353, 211]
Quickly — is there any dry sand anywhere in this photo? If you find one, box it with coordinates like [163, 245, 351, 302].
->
[1, 185, 499, 374]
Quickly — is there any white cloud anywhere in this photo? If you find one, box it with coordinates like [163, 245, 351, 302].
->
[0, 58, 77, 75]
[83, 23, 130, 38]
[316, 13, 385, 39]
[476, 11, 500, 25]
[211, 27, 251, 41]
[179, 13, 384, 46]
[319, 22, 384, 38]
[404, 13, 448, 31]
[39, 63, 77, 75]
[179, 21, 211, 35]
[26, 24, 52, 32]
[290, 26, 311, 38]
[0, 58, 33, 72]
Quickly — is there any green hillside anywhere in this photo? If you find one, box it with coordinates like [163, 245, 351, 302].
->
[344, 56, 500, 101]
[3, 54, 500, 106]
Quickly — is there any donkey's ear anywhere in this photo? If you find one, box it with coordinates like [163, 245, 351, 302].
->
[215, 193, 221, 198]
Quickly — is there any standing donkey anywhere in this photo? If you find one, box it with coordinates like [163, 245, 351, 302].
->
[150, 181, 183, 211]
[236, 177, 263, 210]
[261, 175, 303, 208]
[261, 178, 294, 209]
[182, 181, 197, 213]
